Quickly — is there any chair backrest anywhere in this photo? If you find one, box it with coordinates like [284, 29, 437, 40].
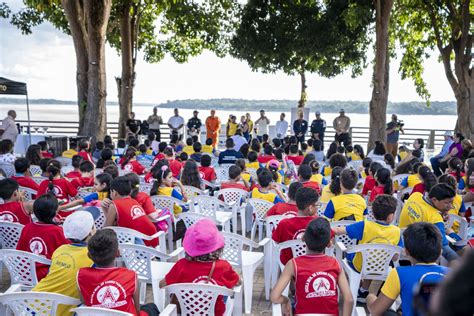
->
[108, 226, 154, 244]
[178, 213, 217, 229]
[349, 244, 402, 280]
[95, 208, 106, 229]
[221, 231, 245, 266]
[348, 160, 363, 172]
[277, 239, 307, 260]
[32, 176, 48, 185]
[0, 291, 80, 315]
[0, 162, 15, 178]
[150, 195, 182, 214]
[182, 185, 205, 198]
[330, 221, 357, 249]
[18, 186, 37, 202]
[140, 183, 153, 194]
[247, 168, 258, 180]
[248, 198, 274, 221]
[119, 243, 170, 283]
[264, 215, 288, 237]
[29, 165, 42, 176]
[0, 249, 51, 288]
[56, 156, 72, 166]
[215, 188, 248, 206]
[60, 165, 74, 176]
[0, 221, 24, 249]
[165, 283, 234, 316]
[365, 207, 376, 221]
[191, 195, 226, 218]
[72, 307, 134, 315]
[215, 166, 230, 183]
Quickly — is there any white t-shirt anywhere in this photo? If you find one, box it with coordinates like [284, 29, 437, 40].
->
[231, 135, 247, 152]
[168, 115, 185, 134]
[275, 120, 289, 138]
[255, 118, 269, 136]
[0, 116, 18, 143]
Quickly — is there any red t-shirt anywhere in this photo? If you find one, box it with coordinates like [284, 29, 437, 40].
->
[199, 166, 217, 182]
[257, 155, 276, 164]
[113, 197, 158, 247]
[37, 178, 78, 202]
[266, 202, 299, 217]
[168, 159, 183, 178]
[293, 254, 341, 315]
[272, 216, 317, 265]
[165, 259, 240, 316]
[144, 172, 154, 184]
[362, 175, 376, 196]
[411, 183, 425, 195]
[65, 170, 82, 179]
[154, 153, 165, 161]
[220, 182, 249, 192]
[302, 181, 321, 194]
[133, 192, 155, 215]
[287, 155, 304, 166]
[78, 151, 93, 162]
[71, 176, 95, 189]
[41, 151, 54, 158]
[78, 267, 145, 316]
[0, 201, 32, 225]
[119, 159, 146, 175]
[369, 185, 386, 203]
[16, 222, 70, 281]
[11, 175, 39, 191]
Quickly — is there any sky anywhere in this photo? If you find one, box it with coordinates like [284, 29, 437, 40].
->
[0, 0, 456, 104]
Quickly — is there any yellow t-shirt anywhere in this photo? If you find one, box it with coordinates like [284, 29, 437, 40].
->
[310, 174, 324, 185]
[228, 122, 238, 136]
[241, 172, 251, 184]
[322, 166, 332, 177]
[158, 186, 183, 214]
[250, 188, 279, 204]
[247, 120, 254, 133]
[347, 152, 362, 161]
[399, 192, 444, 228]
[202, 145, 214, 154]
[182, 145, 195, 156]
[33, 244, 93, 315]
[320, 185, 335, 203]
[448, 194, 463, 232]
[398, 151, 408, 161]
[61, 149, 78, 159]
[407, 174, 422, 188]
[246, 161, 260, 169]
[327, 193, 367, 221]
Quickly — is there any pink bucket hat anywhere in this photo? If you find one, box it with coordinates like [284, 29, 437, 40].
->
[183, 219, 225, 257]
[268, 159, 280, 169]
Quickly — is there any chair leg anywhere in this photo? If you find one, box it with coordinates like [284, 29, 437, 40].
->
[152, 276, 166, 312]
[258, 222, 263, 242]
[250, 224, 256, 242]
[271, 246, 280, 288]
[167, 217, 174, 252]
[264, 253, 271, 300]
[348, 272, 361, 316]
[139, 281, 147, 304]
[242, 265, 254, 314]
[240, 209, 246, 237]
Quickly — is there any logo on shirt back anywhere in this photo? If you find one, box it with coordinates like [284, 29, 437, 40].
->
[192, 276, 218, 285]
[130, 206, 145, 219]
[92, 281, 127, 308]
[29, 237, 47, 255]
[52, 185, 64, 198]
[0, 212, 18, 222]
[124, 164, 134, 172]
[293, 229, 305, 239]
[305, 272, 337, 298]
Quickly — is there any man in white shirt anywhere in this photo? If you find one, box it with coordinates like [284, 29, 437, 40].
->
[147, 106, 163, 141]
[254, 109, 270, 142]
[167, 108, 185, 140]
[231, 129, 247, 152]
[275, 112, 289, 140]
[0, 110, 18, 144]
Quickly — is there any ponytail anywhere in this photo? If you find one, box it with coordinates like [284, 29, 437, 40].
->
[150, 160, 171, 196]
[330, 166, 343, 195]
[121, 147, 137, 169]
[448, 157, 463, 182]
[46, 160, 61, 194]
[418, 166, 438, 193]
[376, 168, 393, 195]
[123, 172, 140, 199]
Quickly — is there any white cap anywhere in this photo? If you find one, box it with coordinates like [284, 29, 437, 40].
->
[444, 131, 453, 136]
[63, 211, 95, 241]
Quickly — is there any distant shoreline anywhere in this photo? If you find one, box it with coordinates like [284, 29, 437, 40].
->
[0, 97, 457, 115]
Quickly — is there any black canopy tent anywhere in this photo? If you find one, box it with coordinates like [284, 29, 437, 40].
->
[0, 77, 31, 145]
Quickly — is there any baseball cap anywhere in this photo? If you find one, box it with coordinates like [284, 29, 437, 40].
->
[444, 131, 453, 136]
[63, 211, 95, 241]
[316, 111, 321, 115]
[339, 109, 345, 113]
[183, 219, 224, 257]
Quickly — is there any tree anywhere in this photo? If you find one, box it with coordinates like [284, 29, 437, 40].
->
[231, 0, 374, 108]
[367, 0, 394, 150]
[394, 0, 473, 138]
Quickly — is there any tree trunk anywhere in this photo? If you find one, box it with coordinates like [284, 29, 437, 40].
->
[368, 0, 393, 152]
[61, 0, 89, 135]
[469, 70, 474, 141]
[298, 71, 307, 108]
[118, 0, 134, 139]
[82, 0, 112, 142]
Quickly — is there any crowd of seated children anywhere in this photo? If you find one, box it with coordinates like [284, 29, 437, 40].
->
[320, 166, 343, 203]
[12, 157, 39, 191]
[78, 229, 159, 315]
[198, 154, 217, 183]
[271, 217, 353, 316]
[190, 142, 203, 162]
[137, 144, 154, 163]
[286, 144, 304, 166]
[120, 147, 148, 175]
[96, 148, 114, 169]
[362, 161, 382, 196]
[182, 137, 195, 156]
[218, 138, 244, 165]
[307, 139, 325, 162]
[257, 144, 276, 164]
[71, 160, 95, 189]
[411, 165, 438, 195]
[163, 147, 183, 178]
[38, 160, 78, 203]
[235, 158, 252, 185]
[202, 138, 216, 155]
[160, 219, 240, 316]
[368, 168, 393, 203]
[220, 165, 250, 191]
[65, 155, 83, 179]
[272, 187, 319, 265]
[250, 168, 286, 204]
[400, 161, 423, 189]
[298, 164, 321, 194]
[446, 157, 465, 190]
[123, 172, 157, 220]
[324, 168, 367, 221]
[266, 182, 302, 217]
[150, 160, 188, 214]
[334, 195, 402, 302]
[0, 178, 34, 224]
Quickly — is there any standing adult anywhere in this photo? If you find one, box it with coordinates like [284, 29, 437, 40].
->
[125, 112, 141, 137]
[205, 110, 221, 148]
[385, 114, 404, 157]
[167, 108, 185, 141]
[239, 115, 250, 141]
[430, 131, 454, 176]
[187, 110, 202, 139]
[275, 113, 289, 140]
[226, 115, 238, 138]
[0, 110, 18, 144]
[254, 110, 270, 142]
[246, 113, 254, 141]
[333, 109, 351, 147]
[310, 111, 326, 150]
[147, 107, 163, 141]
[293, 111, 308, 144]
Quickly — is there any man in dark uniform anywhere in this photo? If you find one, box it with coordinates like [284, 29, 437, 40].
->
[292, 111, 308, 144]
[187, 110, 202, 139]
[310, 111, 326, 150]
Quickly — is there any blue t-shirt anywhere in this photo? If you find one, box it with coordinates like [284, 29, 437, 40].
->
[218, 149, 244, 165]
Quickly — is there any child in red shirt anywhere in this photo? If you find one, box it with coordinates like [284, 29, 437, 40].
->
[298, 164, 321, 194]
[77, 139, 93, 163]
[16, 194, 70, 281]
[160, 219, 240, 316]
[71, 160, 95, 189]
[124, 173, 157, 220]
[271, 217, 353, 316]
[104, 177, 159, 247]
[369, 167, 393, 203]
[286, 144, 304, 166]
[266, 182, 302, 217]
[119, 147, 148, 175]
[220, 165, 250, 192]
[198, 154, 217, 183]
[272, 187, 319, 265]
[164, 147, 183, 179]
[257, 145, 276, 164]
[65, 155, 84, 179]
[38, 160, 78, 203]
[362, 161, 383, 196]
[77, 229, 159, 316]
[11, 158, 39, 191]
[0, 178, 34, 225]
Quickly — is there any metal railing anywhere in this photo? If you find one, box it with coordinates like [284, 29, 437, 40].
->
[17, 120, 449, 150]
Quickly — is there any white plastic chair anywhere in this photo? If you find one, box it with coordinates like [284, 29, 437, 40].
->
[215, 164, 233, 183]
[119, 243, 183, 312]
[164, 283, 242, 316]
[0, 290, 80, 316]
[71, 307, 134, 315]
[108, 226, 166, 253]
[340, 244, 402, 316]
[0, 163, 14, 178]
[246, 168, 258, 181]
[178, 212, 218, 229]
[94, 208, 106, 229]
[330, 220, 357, 262]
[348, 160, 363, 172]
[29, 165, 42, 176]
[31, 176, 47, 185]
[60, 165, 74, 176]
[56, 156, 72, 166]
[0, 249, 51, 289]
[215, 188, 249, 235]
[182, 185, 207, 198]
[202, 179, 219, 189]
[264, 215, 291, 288]
[0, 221, 24, 249]
[248, 198, 274, 241]
[190, 195, 236, 233]
[221, 231, 270, 312]
[17, 187, 37, 202]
